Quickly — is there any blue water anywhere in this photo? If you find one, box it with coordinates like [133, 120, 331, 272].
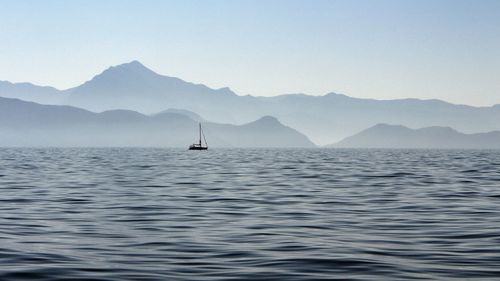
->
[1, 148, 500, 280]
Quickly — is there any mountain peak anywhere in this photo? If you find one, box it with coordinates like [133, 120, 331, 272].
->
[242, 115, 282, 128]
[74, 60, 160, 91]
[371, 123, 408, 130]
[107, 60, 153, 74]
[118, 60, 146, 68]
[155, 108, 205, 122]
[256, 115, 280, 123]
[324, 92, 350, 99]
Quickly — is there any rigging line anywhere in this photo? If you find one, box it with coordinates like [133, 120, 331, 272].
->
[201, 126, 208, 147]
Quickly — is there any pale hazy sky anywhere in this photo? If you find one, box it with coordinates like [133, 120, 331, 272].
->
[1, 0, 499, 106]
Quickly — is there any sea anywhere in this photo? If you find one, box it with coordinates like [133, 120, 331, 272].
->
[0, 148, 499, 280]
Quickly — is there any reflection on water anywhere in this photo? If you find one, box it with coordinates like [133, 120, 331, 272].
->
[1, 148, 500, 280]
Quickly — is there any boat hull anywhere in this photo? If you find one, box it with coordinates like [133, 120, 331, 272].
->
[188, 146, 208, 150]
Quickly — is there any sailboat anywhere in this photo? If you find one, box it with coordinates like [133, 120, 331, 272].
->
[189, 123, 208, 150]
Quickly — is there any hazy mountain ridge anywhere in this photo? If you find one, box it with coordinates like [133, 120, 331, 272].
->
[332, 123, 500, 149]
[154, 108, 205, 122]
[0, 80, 63, 105]
[1, 61, 500, 145]
[62, 61, 250, 122]
[0, 97, 314, 147]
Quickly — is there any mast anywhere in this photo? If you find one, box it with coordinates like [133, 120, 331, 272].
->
[199, 123, 202, 146]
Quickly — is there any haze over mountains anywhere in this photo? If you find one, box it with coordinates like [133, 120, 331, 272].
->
[1, 60, 500, 146]
[0, 80, 62, 104]
[333, 124, 500, 149]
[0, 97, 314, 147]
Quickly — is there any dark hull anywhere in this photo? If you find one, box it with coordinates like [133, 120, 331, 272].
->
[189, 146, 208, 150]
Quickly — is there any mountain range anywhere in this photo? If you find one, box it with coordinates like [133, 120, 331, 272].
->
[1, 60, 500, 145]
[333, 124, 500, 149]
[0, 97, 314, 147]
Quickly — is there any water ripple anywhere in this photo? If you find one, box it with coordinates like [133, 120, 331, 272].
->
[0, 148, 499, 280]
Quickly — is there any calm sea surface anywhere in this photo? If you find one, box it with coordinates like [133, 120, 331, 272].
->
[1, 148, 500, 280]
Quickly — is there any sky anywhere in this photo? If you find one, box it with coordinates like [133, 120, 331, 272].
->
[1, 0, 499, 106]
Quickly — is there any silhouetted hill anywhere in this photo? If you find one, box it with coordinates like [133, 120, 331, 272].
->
[0, 96, 96, 127]
[63, 61, 247, 119]
[2, 61, 500, 145]
[154, 108, 205, 122]
[204, 116, 314, 147]
[0, 81, 63, 104]
[98, 110, 148, 123]
[0, 97, 314, 147]
[332, 124, 500, 149]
